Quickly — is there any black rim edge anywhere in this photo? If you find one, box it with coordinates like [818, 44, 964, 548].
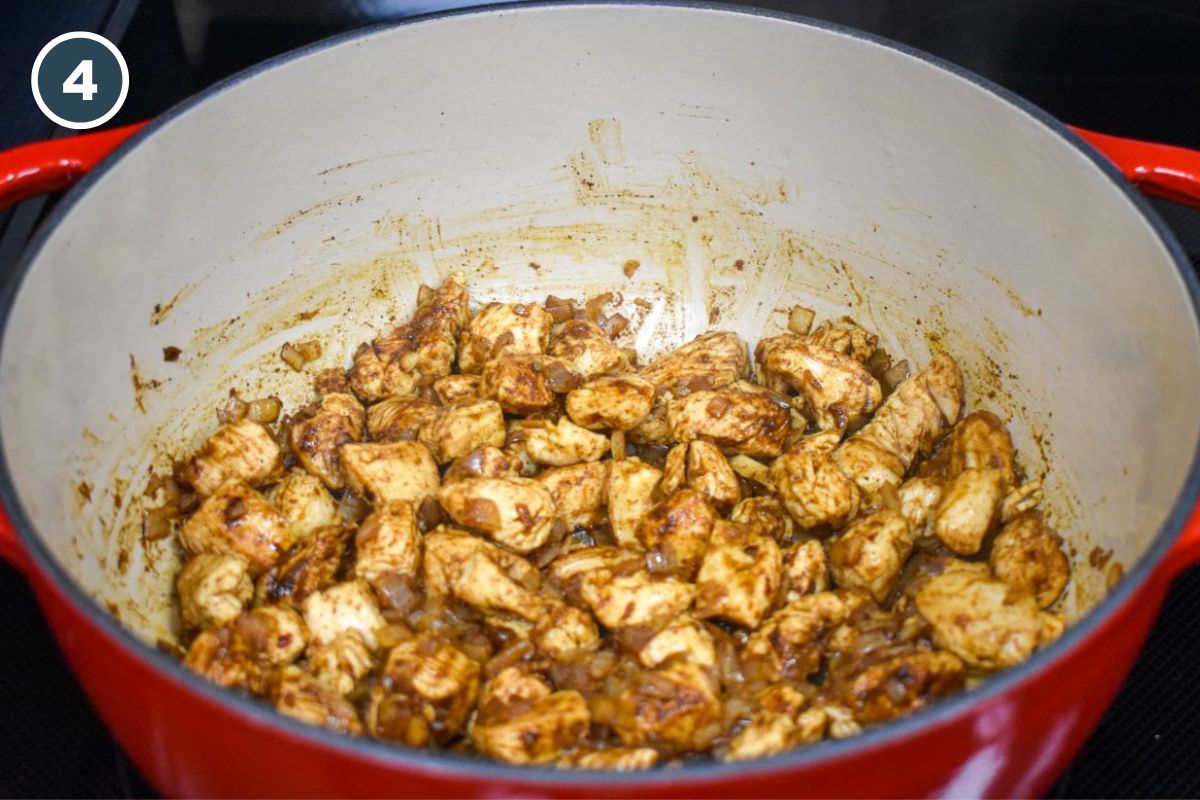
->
[1, 0, 1198, 788]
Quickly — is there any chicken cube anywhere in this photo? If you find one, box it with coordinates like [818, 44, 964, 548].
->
[537, 461, 609, 529]
[268, 469, 338, 539]
[755, 334, 882, 431]
[660, 443, 687, 496]
[723, 685, 827, 762]
[742, 591, 863, 682]
[289, 393, 365, 491]
[548, 319, 630, 381]
[988, 512, 1070, 608]
[480, 355, 557, 414]
[639, 331, 750, 396]
[694, 520, 783, 628]
[422, 527, 540, 597]
[580, 569, 696, 630]
[176, 553, 253, 630]
[683, 440, 742, 511]
[636, 489, 718, 578]
[566, 374, 656, 431]
[453, 550, 544, 621]
[302, 580, 386, 649]
[354, 503, 421, 588]
[432, 373, 481, 406]
[667, 381, 791, 459]
[615, 662, 722, 754]
[524, 417, 609, 466]
[839, 651, 964, 724]
[782, 539, 829, 601]
[370, 633, 481, 746]
[933, 468, 1006, 555]
[458, 301, 553, 374]
[437, 476, 557, 553]
[728, 454, 774, 490]
[557, 748, 658, 770]
[365, 395, 440, 443]
[898, 475, 944, 530]
[444, 445, 520, 484]
[770, 432, 861, 532]
[256, 523, 352, 605]
[418, 400, 507, 464]
[271, 665, 364, 734]
[339, 441, 440, 506]
[949, 411, 1017, 485]
[183, 604, 308, 694]
[472, 668, 590, 765]
[184, 419, 282, 496]
[730, 496, 794, 543]
[545, 546, 640, 606]
[828, 509, 915, 603]
[808, 316, 879, 362]
[180, 481, 293, 575]
[532, 603, 601, 661]
[307, 629, 374, 696]
[638, 614, 716, 669]
[607, 459, 662, 548]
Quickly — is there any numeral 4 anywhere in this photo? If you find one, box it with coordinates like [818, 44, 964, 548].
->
[63, 60, 98, 101]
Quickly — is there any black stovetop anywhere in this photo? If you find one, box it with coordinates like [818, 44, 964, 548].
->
[2, 0, 1199, 796]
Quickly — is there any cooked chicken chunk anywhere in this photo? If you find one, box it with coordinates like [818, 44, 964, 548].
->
[307, 629, 373, 696]
[271, 665, 364, 734]
[183, 604, 308, 693]
[443, 445, 520, 484]
[339, 441, 440, 505]
[1000, 479, 1044, 523]
[365, 395, 439, 443]
[660, 443, 686, 496]
[915, 563, 1065, 669]
[636, 489, 718, 578]
[453, 550, 544, 621]
[607, 459, 662, 548]
[524, 417, 609, 466]
[532, 603, 601, 661]
[418, 400, 506, 464]
[176, 553, 253, 630]
[289, 393, 365, 491]
[949, 411, 1017, 485]
[782, 539, 829, 600]
[437, 476, 557, 553]
[743, 591, 864, 682]
[667, 381, 791, 459]
[557, 748, 658, 770]
[256, 523, 352, 605]
[724, 685, 827, 762]
[480, 355, 556, 414]
[548, 319, 630, 381]
[638, 614, 717, 669]
[546, 545, 640, 605]
[268, 469, 338, 538]
[933, 468, 1006, 555]
[432, 373, 481, 406]
[580, 569, 696, 630]
[565, 374, 656, 431]
[730, 496, 793, 543]
[422, 527, 540, 598]
[370, 633, 481, 746]
[616, 662, 722, 754]
[472, 668, 590, 764]
[537, 461, 609, 529]
[771, 432, 860, 531]
[755, 334, 882, 431]
[180, 481, 293, 575]
[458, 301, 553, 374]
[184, 419, 282, 496]
[839, 651, 964, 724]
[354, 503, 421, 588]
[348, 274, 469, 401]
[828, 509, 915, 603]
[808, 316, 878, 362]
[988, 512, 1069, 608]
[301, 580, 386, 649]
[681, 440, 742, 511]
[694, 520, 783, 628]
[898, 475, 943, 530]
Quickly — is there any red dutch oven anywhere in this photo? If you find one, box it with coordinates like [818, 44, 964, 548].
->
[2, 4, 1200, 797]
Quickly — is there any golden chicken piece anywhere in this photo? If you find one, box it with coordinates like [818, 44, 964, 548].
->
[694, 520, 783, 628]
[176, 553, 253, 630]
[807, 316, 879, 362]
[933, 468, 1006, 555]
[354, 503, 421, 588]
[301, 580, 386, 649]
[728, 454, 774, 489]
[615, 662, 722, 754]
[743, 591, 865, 682]
[915, 562, 1065, 670]
[422, 527, 541, 598]
[638, 614, 716, 669]
[180, 481, 293, 575]
[723, 684, 827, 762]
[458, 301, 553, 374]
[548, 319, 630, 381]
[370, 633, 481, 747]
[545, 545, 640, 605]
[339, 441, 440, 506]
[472, 668, 591, 765]
[660, 444, 687, 496]
[730, 496, 794, 543]
[667, 381, 791, 459]
[557, 748, 658, 770]
[183, 604, 309, 694]
[307, 629, 373, 697]
[680, 440, 742, 511]
[444, 445, 520, 484]
[565, 374, 656, 431]
[580, 569, 696, 630]
[782, 539, 829, 601]
[532, 603, 602, 661]
[432, 373, 481, 406]
[524, 417, 610, 466]
[365, 395, 439, 443]
[437, 476, 557, 553]
[839, 651, 964, 724]
[897, 474, 944, 530]
[636, 488, 718, 579]
[348, 274, 470, 401]
[537, 461, 609, 530]
[453, 550, 545, 621]
[289, 393, 366, 491]
[948, 411, 1017, 485]
[268, 469, 338, 539]
[271, 665, 364, 734]
[184, 419, 282, 497]
[418, 400, 506, 464]
[828, 509, 915, 603]
[256, 524, 352, 605]
[988, 512, 1070, 609]
[819, 703, 864, 739]
[607, 459, 662, 548]
[755, 334, 882, 431]
[479, 355, 557, 415]
[771, 432, 860, 532]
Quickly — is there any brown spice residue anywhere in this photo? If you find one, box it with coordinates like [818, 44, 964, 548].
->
[1088, 546, 1113, 569]
[623, 259, 641, 278]
[75, 481, 92, 503]
[162, 346, 182, 362]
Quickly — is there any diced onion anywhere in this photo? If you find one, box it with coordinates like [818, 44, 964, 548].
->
[788, 305, 816, 335]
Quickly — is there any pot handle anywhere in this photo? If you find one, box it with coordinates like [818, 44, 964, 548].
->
[0, 122, 146, 211]
[1161, 503, 1200, 581]
[0, 504, 31, 577]
[1069, 126, 1200, 208]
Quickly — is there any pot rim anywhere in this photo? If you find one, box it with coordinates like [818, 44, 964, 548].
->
[2, 0, 1198, 787]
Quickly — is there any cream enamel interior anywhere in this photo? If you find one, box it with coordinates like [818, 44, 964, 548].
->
[2, 5, 1198, 647]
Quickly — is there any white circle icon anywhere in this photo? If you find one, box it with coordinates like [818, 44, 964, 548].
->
[31, 32, 130, 131]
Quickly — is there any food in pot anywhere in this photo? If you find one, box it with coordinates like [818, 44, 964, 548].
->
[162, 274, 1070, 767]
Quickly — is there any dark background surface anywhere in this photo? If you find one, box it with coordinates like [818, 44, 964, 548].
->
[1, 0, 1199, 796]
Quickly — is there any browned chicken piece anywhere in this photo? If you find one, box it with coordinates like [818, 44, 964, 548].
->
[915, 562, 1065, 669]
[1000, 479, 1044, 523]
[730, 496, 794, 543]
[743, 591, 866, 682]
[839, 651, 964, 724]
[176, 553, 253, 630]
[988, 512, 1070, 609]
[565, 374, 656, 431]
[256, 524, 352, 605]
[818, 703, 863, 739]
[458, 301, 553, 374]
[933, 468, 1006, 555]
[301, 580, 386, 649]
[524, 417, 609, 466]
[771, 432, 860, 532]
[271, 665, 364, 734]
[437, 476, 557, 553]
[580, 569, 696, 631]
[537, 461, 609, 529]
[807, 316, 879, 362]
[828, 509, 915, 603]
[898, 475, 943, 530]
[557, 748, 658, 770]
[306, 629, 373, 696]
[183, 604, 309, 694]
[184, 419, 282, 496]
[638, 614, 717, 669]
[444, 445, 520, 484]
[636, 488, 718, 579]
[548, 319, 630, 381]
[348, 274, 470, 401]
[728, 454, 774, 489]
[180, 481, 293, 575]
[369, 633, 481, 747]
[532, 603, 602, 661]
[782, 539, 829, 601]
[667, 381, 791, 459]
[949, 411, 1017, 484]
[546, 545, 641, 605]
[365, 395, 439, 443]
[417, 399, 506, 464]
[354, 503, 421, 588]
[453, 550, 545, 621]
[607, 459, 662, 548]
[755, 334, 882, 431]
[315, 367, 351, 397]
[268, 469, 338, 539]
[339, 441, 440, 506]
[833, 353, 964, 496]
[615, 662, 722, 754]
[479, 355, 557, 414]
[432, 373, 481, 406]
[694, 520, 783, 628]
[472, 668, 591, 765]
[290, 393, 366, 491]
[723, 684, 827, 762]
[660, 444, 686, 496]
[422, 527, 540, 597]
[683, 440, 742, 511]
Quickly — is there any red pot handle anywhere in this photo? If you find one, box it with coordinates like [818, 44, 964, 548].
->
[1069, 126, 1200, 208]
[0, 503, 31, 577]
[0, 122, 146, 211]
